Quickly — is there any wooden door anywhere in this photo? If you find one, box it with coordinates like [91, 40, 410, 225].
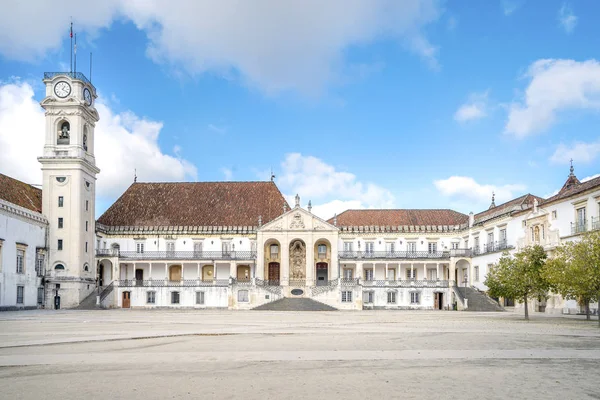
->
[434, 293, 439, 310]
[202, 265, 214, 281]
[268, 262, 280, 284]
[169, 265, 182, 281]
[122, 291, 130, 308]
[237, 265, 250, 281]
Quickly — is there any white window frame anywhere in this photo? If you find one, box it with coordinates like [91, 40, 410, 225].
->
[237, 290, 249, 303]
[269, 244, 279, 259]
[365, 242, 374, 254]
[37, 287, 44, 305]
[16, 285, 24, 304]
[474, 266, 480, 282]
[364, 269, 374, 281]
[363, 291, 374, 304]
[166, 241, 175, 255]
[387, 291, 397, 304]
[410, 291, 420, 304]
[16, 248, 25, 274]
[317, 244, 327, 255]
[343, 269, 353, 279]
[385, 242, 395, 254]
[341, 291, 352, 303]
[193, 241, 203, 256]
[136, 242, 145, 254]
[406, 269, 416, 280]
[451, 242, 459, 250]
[171, 291, 180, 304]
[196, 291, 205, 304]
[147, 291, 156, 304]
[343, 242, 354, 252]
[407, 242, 417, 253]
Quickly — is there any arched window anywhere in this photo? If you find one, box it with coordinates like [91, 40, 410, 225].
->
[54, 264, 65, 270]
[82, 125, 88, 151]
[57, 121, 70, 144]
[83, 263, 89, 272]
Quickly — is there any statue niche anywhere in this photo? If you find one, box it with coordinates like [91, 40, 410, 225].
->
[289, 240, 306, 280]
[57, 121, 70, 145]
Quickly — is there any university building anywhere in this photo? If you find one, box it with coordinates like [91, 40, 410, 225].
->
[1, 71, 599, 312]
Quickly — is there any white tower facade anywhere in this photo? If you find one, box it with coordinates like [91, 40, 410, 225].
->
[38, 72, 100, 308]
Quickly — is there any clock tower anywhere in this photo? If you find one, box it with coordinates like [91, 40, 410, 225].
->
[38, 72, 100, 309]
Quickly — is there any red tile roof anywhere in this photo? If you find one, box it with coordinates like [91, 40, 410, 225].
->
[97, 181, 289, 227]
[543, 174, 600, 205]
[474, 193, 543, 224]
[0, 173, 43, 213]
[329, 209, 469, 227]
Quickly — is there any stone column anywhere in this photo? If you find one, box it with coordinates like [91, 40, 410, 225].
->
[356, 262, 363, 282]
[197, 263, 200, 280]
[149, 263, 153, 280]
[410, 263, 414, 280]
[423, 263, 427, 280]
[281, 240, 290, 286]
[449, 261, 456, 286]
[230, 261, 236, 279]
[436, 263, 440, 280]
[165, 264, 168, 282]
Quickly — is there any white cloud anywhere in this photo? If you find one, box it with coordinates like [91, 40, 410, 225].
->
[208, 124, 227, 134]
[558, 3, 578, 34]
[221, 168, 233, 181]
[550, 140, 600, 164]
[434, 176, 526, 208]
[275, 153, 395, 219]
[0, 0, 442, 95]
[505, 59, 600, 138]
[582, 173, 600, 182]
[502, 0, 521, 16]
[0, 80, 197, 202]
[454, 91, 489, 123]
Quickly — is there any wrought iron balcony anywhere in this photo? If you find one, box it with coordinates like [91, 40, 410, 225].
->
[339, 251, 449, 260]
[449, 248, 472, 257]
[592, 216, 600, 231]
[481, 240, 512, 254]
[97, 250, 256, 260]
[361, 279, 449, 288]
[118, 279, 230, 287]
[571, 220, 587, 235]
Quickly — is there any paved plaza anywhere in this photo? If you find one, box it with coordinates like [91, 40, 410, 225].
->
[0, 310, 599, 399]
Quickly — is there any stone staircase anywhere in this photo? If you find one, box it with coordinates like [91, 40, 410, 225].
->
[459, 287, 504, 312]
[253, 297, 337, 311]
[72, 290, 101, 310]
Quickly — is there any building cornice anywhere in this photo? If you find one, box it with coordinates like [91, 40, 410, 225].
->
[0, 199, 48, 226]
[96, 223, 258, 236]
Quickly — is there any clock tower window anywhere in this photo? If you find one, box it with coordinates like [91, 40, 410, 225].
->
[57, 121, 70, 145]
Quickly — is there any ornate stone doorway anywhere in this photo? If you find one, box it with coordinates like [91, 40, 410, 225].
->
[289, 239, 306, 280]
[316, 262, 328, 286]
[268, 262, 280, 284]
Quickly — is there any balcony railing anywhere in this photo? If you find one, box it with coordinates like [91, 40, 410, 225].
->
[361, 279, 449, 288]
[97, 250, 256, 260]
[44, 71, 92, 86]
[592, 217, 599, 231]
[339, 251, 449, 260]
[118, 279, 230, 287]
[449, 248, 472, 257]
[481, 240, 512, 255]
[571, 220, 587, 235]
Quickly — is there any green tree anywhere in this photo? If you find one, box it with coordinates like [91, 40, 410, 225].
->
[485, 245, 549, 320]
[545, 231, 600, 326]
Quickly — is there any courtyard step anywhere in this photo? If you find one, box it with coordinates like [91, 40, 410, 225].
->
[459, 287, 504, 312]
[253, 297, 337, 311]
[72, 290, 101, 310]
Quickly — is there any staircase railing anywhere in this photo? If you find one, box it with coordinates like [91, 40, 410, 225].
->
[255, 278, 282, 296]
[99, 281, 114, 303]
[451, 282, 466, 309]
[311, 279, 338, 296]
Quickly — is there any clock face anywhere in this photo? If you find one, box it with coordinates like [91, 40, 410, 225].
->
[54, 81, 71, 98]
[83, 87, 92, 105]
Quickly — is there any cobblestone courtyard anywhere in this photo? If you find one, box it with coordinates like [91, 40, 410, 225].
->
[0, 310, 599, 399]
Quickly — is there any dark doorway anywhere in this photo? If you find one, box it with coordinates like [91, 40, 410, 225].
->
[54, 295, 61, 310]
[122, 291, 131, 308]
[316, 262, 328, 286]
[135, 269, 143, 286]
[98, 264, 104, 287]
[434, 292, 444, 310]
[268, 262, 280, 285]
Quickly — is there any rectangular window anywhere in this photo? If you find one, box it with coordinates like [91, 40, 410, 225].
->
[474, 266, 480, 282]
[171, 291, 180, 304]
[500, 229, 507, 242]
[341, 291, 352, 302]
[85, 242, 88, 253]
[385, 242, 395, 254]
[196, 291, 205, 304]
[487, 232, 493, 245]
[410, 292, 420, 304]
[407, 242, 417, 253]
[577, 207, 586, 225]
[85, 221, 88, 232]
[136, 242, 145, 254]
[343, 242, 353, 252]
[364, 269, 373, 281]
[222, 241, 230, 256]
[58, 217, 63, 229]
[343, 269, 353, 279]
[37, 287, 44, 305]
[387, 268, 396, 280]
[16, 286, 24, 304]
[365, 242, 374, 254]
[270, 244, 279, 259]
[451, 242, 459, 250]
[58, 196, 64, 207]
[58, 239, 63, 251]
[237, 290, 249, 303]
[363, 291, 374, 304]
[317, 244, 327, 254]
[147, 291, 156, 304]
[552, 210, 557, 219]
[406, 268, 416, 280]
[428, 269, 437, 280]
[387, 291, 396, 304]
[16, 249, 25, 274]
[85, 200, 89, 211]
[428, 242, 437, 253]
[35, 252, 44, 276]
[193, 241, 203, 256]
[465, 239, 469, 249]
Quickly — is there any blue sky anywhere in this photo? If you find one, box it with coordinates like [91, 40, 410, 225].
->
[0, 0, 599, 219]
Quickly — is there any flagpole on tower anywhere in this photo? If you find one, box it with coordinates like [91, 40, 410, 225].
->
[74, 33, 77, 74]
[70, 21, 73, 73]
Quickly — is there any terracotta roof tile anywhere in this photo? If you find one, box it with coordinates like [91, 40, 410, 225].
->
[0, 173, 42, 213]
[474, 194, 543, 224]
[97, 181, 289, 227]
[328, 209, 469, 227]
[543, 174, 600, 205]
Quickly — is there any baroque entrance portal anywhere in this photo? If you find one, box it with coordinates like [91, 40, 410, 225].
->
[289, 240, 306, 280]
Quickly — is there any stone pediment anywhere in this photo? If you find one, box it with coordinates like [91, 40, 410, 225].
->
[259, 206, 338, 232]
